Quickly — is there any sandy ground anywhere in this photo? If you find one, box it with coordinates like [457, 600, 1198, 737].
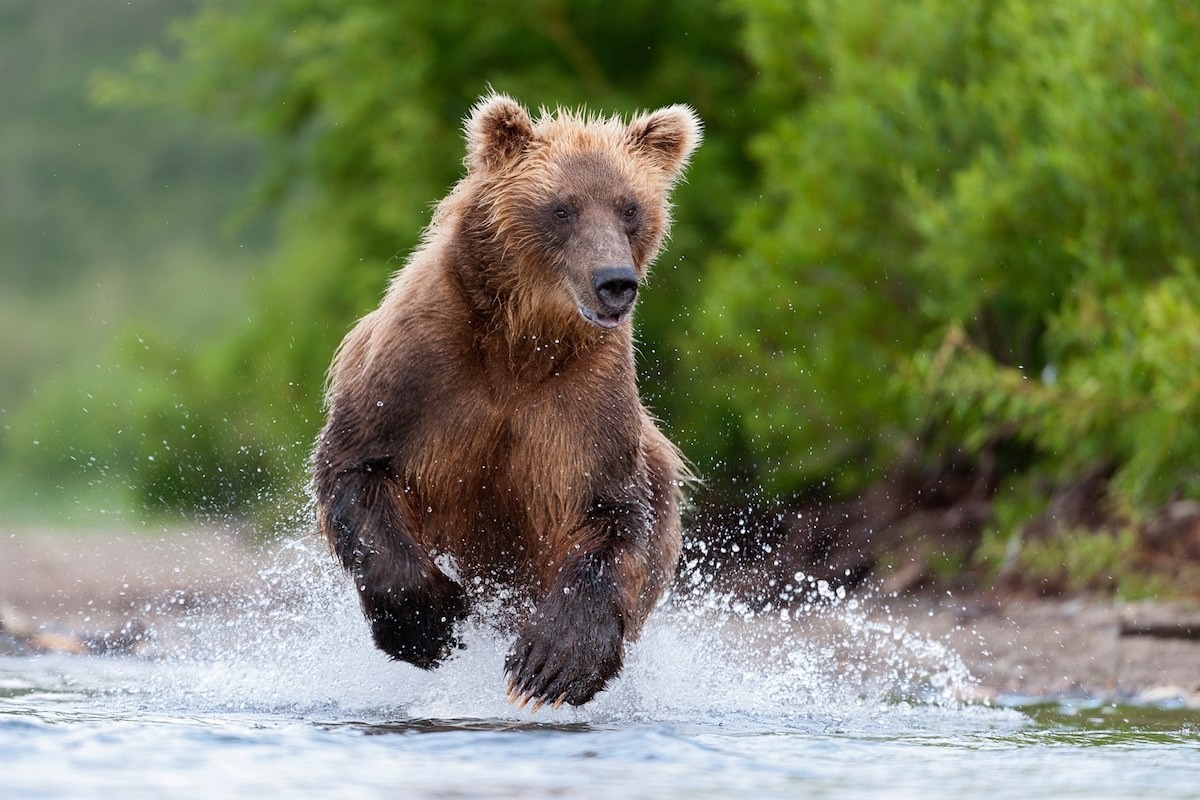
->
[875, 593, 1200, 706]
[0, 525, 266, 624]
[2, 526, 1198, 707]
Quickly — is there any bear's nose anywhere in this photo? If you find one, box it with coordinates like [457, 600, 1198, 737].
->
[593, 266, 639, 311]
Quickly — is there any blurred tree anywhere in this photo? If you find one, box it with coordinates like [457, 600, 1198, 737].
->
[0, 0, 263, 293]
[0, 0, 267, 417]
[0, 0, 278, 520]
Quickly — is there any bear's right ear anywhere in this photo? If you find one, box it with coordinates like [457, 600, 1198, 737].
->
[465, 93, 535, 173]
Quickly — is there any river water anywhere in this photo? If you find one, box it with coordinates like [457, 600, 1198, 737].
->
[2, 539, 1197, 799]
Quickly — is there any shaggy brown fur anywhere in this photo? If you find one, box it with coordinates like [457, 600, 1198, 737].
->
[313, 93, 702, 708]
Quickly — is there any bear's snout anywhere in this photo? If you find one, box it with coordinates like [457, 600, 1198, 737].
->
[592, 266, 639, 313]
[578, 266, 639, 330]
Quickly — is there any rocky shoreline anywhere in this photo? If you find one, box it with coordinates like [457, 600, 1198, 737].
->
[2, 526, 1198, 708]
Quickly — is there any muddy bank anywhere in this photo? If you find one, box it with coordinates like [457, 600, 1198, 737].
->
[0, 525, 264, 625]
[873, 593, 1200, 706]
[1, 526, 1198, 707]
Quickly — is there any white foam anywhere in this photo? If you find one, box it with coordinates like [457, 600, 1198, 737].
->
[135, 534, 978, 729]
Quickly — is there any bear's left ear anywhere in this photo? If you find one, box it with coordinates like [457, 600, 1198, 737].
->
[465, 93, 535, 173]
[626, 105, 703, 179]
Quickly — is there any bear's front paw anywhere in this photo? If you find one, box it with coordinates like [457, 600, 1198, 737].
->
[364, 569, 468, 669]
[504, 603, 624, 710]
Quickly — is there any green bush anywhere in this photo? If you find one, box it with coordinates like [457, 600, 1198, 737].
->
[1013, 527, 1176, 599]
[682, 0, 1200, 516]
[7, 327, 278, 517]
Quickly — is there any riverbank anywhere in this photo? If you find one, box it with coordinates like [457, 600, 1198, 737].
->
[2, 526, 1198, 707]
[880, 592, 1200, 706]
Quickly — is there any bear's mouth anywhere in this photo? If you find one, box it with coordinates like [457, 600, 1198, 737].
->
[578, 306, 626, 330]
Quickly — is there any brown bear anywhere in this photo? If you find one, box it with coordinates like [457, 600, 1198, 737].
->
[312, 93, 701, 709]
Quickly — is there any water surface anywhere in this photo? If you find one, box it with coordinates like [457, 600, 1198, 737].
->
[2, 539, 1196, 799]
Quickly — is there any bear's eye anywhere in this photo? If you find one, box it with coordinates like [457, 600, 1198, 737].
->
[553, 206, 572, 221]
[623, 203, 638, 220]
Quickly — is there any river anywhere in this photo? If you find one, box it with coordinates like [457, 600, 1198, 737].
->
[2, 539, 1196, 798]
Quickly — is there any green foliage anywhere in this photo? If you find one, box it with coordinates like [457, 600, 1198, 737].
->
[0, 0, 272, 511]
[94, 0, 753, 302]
[680, 0, 1001, 493]
[0, 0, 268, 296]
[10, 0, 1200, 550]
[7, 327, 274, 517]
[916, 267, 1200, 509]
[898, 0, 1200, 512]
[1019, 528, 1128, 593]
[1013, 528, 1175, 599]
[682, 0, 1200, 515]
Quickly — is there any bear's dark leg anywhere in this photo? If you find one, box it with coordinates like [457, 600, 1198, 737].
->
[629, 436, 685, 633]
[316, 460, 467, 669]
[505, 495, 651, 708]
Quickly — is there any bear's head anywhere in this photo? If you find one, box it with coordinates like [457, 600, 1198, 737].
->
[454, 93, 702, 342]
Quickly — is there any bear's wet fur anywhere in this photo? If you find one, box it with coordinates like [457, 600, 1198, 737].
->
[313, 93, 701, 708]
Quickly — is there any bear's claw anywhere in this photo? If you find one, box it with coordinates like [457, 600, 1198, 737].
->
[503, 604, 623, 710]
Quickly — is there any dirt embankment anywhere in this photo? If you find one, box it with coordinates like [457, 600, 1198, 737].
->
[2, 526, 1198, 706]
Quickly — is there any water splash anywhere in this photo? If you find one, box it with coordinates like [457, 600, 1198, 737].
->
[125, 533, 977, 728]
